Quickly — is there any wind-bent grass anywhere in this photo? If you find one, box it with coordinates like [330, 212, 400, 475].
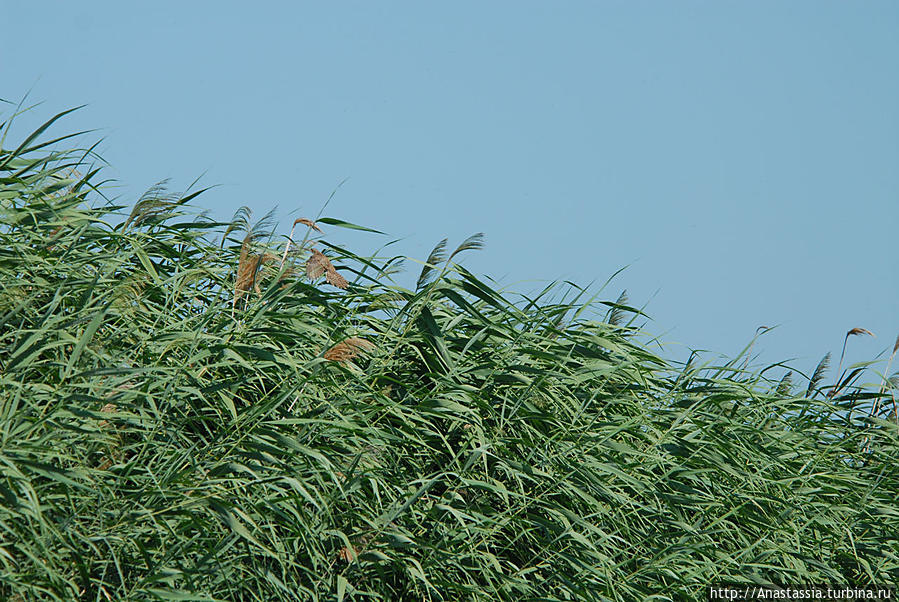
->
[1, 111, 897, 601]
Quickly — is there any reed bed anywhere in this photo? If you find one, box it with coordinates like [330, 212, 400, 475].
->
[1, 111, 897, 601]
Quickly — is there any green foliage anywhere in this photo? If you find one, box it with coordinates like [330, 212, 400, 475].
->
[1, 111, 897, 601]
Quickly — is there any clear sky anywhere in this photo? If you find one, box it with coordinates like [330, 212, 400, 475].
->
[3, 2, 897, 374]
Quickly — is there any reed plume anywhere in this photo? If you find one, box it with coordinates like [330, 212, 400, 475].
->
[280, 217, 323, 268]
[831, 327, 876, 397]
[234, 235, 278, 311]
[294, 218, 322, 233]
[806, 352, 831, 398]
[324, 337, 374, 362]
[608, 290, 629, 327]
[307, 248, 348, 289]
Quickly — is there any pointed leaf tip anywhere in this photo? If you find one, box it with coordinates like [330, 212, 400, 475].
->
[317, 217, 384, 234]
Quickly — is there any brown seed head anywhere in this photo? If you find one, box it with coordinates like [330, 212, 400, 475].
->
[325, 267, 348, 290]
[306, 249, 348, 289]
[324, 337, 375, 362]
[846, 327, 875, 339]
[236, 248, 278, 301]
[234, 236, 256, 301]
[294, 218, 323, 233]
[306, 248, 330, 280]
[338, 545, 357, 563]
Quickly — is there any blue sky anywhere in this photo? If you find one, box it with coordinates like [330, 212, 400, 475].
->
[3, 2, 897, 374]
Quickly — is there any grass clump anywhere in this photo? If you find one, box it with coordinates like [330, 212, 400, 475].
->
[1, 110, 897, 601]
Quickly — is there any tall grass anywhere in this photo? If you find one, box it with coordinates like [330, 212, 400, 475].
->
[1, 110, 897, 601]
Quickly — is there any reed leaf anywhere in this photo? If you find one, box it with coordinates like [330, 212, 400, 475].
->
[2, 106, 897, 602]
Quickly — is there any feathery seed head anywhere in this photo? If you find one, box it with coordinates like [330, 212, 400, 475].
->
[306, 249, 348, 289]
[294, 218, 323, 233]
[847, 327, 875, 339]
[324, 337, 375, 362]
[306, 249, 329, 280]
